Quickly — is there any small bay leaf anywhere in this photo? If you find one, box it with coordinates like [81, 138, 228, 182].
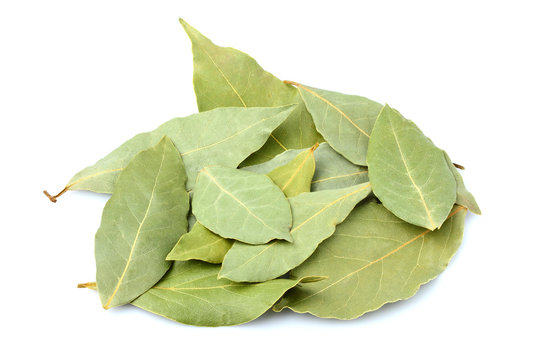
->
[95, 137, 190, 309]
[274, 203, 466, 319]
[443, 151, 481, 215]
[192, 166, 292, 244]
[267, 144, 318, 197]
[289, 82, 383, 165]
[219, 183, 372, 282]
[49, 105, 294, 200]
[166, 222, 233, 264]
[367, 105, 456, 230]
[130, 261, 320, 326]
[180, 19, 321, 165]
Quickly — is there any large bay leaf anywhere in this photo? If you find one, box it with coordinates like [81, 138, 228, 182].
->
[192, 166, 292, 244]
[367, 105, 456, 230]
[443, 151, 481, 215]
[166, 222, 233, 264]
[180, 19, 321, 165]
[95, 137, 190, 309]
[130, 261, 320, 326]
[245, 143, 369, 192]
[274, 203, 466, 319]
[46, 105, 295, 200]
[267, 144, 317, 197]
[219, 183, 372, 282]
[288, 82, 383, 165]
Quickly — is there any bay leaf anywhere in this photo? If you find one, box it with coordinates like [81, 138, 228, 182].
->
[192, 166, 292, 244]
[267, 144, 318, 197]
[95, 137, 190, 309]
[130, 260, 321, 326]
[367, 105, 456, 230]
[46, 105, 295, 201]
[288, 82, 383, 165]
[274, 203, 466, 319]
[443, 151, 481, 215]
[166, 222, 233, 264]
[219, 183, 372, 282]
[179, 19, 321, 166]
[245, 143, 369, 192]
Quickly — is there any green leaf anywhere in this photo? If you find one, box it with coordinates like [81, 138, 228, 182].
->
[192, 166, 292, 244]
[274, 203, 466, 319]
[219, 183, 372, 282]
[55, 105, 295, 198]
[443, 151, 481, 215]
[245, 143, 368, 192]
[130, 261, 320, 326]
[180, 19, 321, 165]
[290, 82, 383, 165]
[267, 144, 318, 197]
[367, 105, 456, 230]
[95, 137, 190, 309]
[166, 222, 233, 264]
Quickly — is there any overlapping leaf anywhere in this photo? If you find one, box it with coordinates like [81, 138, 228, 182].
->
[220, 183, 372, 282]
[274, 202, 466, 319]
[95, 137, 190, 309]
[166, 222, 233, 264]
[290, 82, 383, 165]
[48, 105, 295, 199]
[130, 261, 321, 326]
[367, 105, 456, 230]
[180, 19, 321, 166]
[192, 166, 292, 244]
[443, 151, 481, 215]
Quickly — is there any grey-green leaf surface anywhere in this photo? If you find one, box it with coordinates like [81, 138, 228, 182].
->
[443, 151, 481, 215]
[219, 183, 372, 282]
[166, 222, 233, 264]
[245, 143, 369, 192]
[64, 105, 294, 194]
[367, 105, 456, 230]
[192, 166, 292, 244]
[180, 19, 321, 165]
[274, 202, 466, 319]
[267, 144, 317, 197]
[291, 82, 383, 165]
[95, 137, 190, 309]
[131, 260, 320, 326]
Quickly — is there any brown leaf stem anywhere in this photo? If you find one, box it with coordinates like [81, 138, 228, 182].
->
[453, 163, 465, 170]
[43, 186, 69, 203]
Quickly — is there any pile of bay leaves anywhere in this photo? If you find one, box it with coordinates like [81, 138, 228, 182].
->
[45, 19, 480, 327]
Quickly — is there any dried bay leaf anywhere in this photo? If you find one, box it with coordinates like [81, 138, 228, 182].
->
[130, 261, 321, 326]
[166, 222, 233, 264]
[245, 143, 369, 192]
[288, 82, 383, 166]
[95, 137, 190, 309]
[274, 203, 466, 319]
[367, 105, 456, 230]
[180, 19, 321, 166]
[192, 166, 292, 244]
[220, 183, 372, 282]
[443, 151, 481, 215]
[267, 144, 318, 197]
[46, 105, 295, 200]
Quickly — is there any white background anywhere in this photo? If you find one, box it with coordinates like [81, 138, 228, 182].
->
[1, 1, 539, 359]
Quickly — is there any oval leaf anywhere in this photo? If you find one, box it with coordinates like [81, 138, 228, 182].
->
[219, 183, 372, 282]
[166, 222, 233, 264]
[57, 105, 295, 197]
[291, 82, 383, 165]
[131, 261, 320, 326]
[274, 203, 466, 319]
[267, 144, 318, 197]
[192, 167, 292, 244]
[96, 137, 190, 309]
[367, 105, 456, 230]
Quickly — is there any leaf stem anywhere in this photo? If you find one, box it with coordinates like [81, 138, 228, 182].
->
[43, 186, 69, 203]
[77, 282, 97, 290]
[453, 163, 465, 170]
